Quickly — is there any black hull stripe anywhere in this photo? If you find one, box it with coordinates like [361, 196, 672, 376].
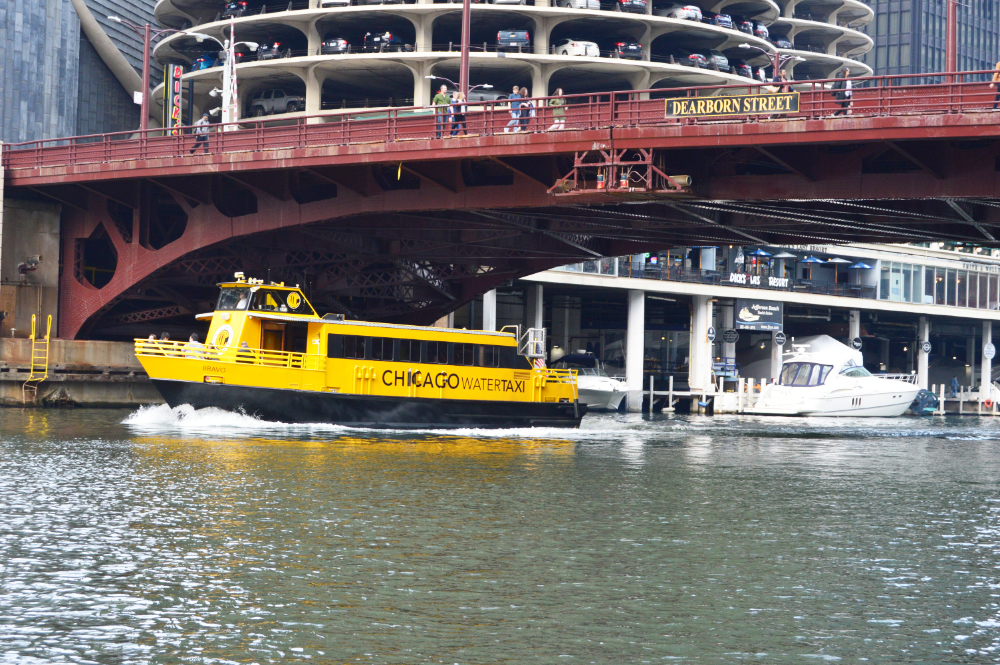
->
[151, 380, 586, 429]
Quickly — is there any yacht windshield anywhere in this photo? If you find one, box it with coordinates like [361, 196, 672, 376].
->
[552, 355, 608, 377]
[780, 362, 833, 386]
[840, 366, 872, 378]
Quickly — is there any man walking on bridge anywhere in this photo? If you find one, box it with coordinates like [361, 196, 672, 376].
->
[190, 113, 212, 155]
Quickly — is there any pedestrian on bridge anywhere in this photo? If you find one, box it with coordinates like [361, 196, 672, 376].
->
[519, 87, 534, 131]
[450, 92, 468, 136]
[548, 88, 566, 131]
[189, 113, 211, 155]
[433, 85, 451, 139]
[505, 85, 522, 133]
[990, 61, 1000, 109]
[831, 68, 852, 116]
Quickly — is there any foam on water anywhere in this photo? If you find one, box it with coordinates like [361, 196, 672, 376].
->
[121, 403, 661, 441]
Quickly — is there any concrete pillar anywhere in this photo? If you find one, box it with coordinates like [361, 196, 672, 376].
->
[626, 289, 645, 411]
[983, 321, 993, 392]
[722, 303, 735, 361]
[771, 331, 783, 381]
[532, 17, 549, 55]
[967, 334, 977, 387]
[525, 284, 543, 330]
[0, 199, 61, 338]
[689, 295, 713, 392]
[304, 64, 323, 121]
[918, 316, 930, 390]
[414, 15, 434, 52]
[405, 62, 433, 107]
[482, 289, 497, 331]
[848, 309, 860, 346]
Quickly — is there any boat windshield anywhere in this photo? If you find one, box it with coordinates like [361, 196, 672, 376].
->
[779, 362, 833, 386]
[217, 287, 252, 311]
[840, 366, 873, 378]
[552, 356, 608, 377]
[251, 289, 315, 316]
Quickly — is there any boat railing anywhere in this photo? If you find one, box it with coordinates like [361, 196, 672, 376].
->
[134, 339, 323, 370]
[541, 368, 577, 384]
[876, 373, 919, 384]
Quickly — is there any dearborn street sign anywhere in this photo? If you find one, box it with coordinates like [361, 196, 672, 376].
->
[665, 92, 799, 118]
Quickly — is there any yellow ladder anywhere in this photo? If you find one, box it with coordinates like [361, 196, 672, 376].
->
[22, 314, 52, 404]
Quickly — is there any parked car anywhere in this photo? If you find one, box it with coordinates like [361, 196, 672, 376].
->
[556, 0, 600, 8]
[753, 22, 769, 40]
[771, 34, 792, 49]
[492, 0, 527, 5]
[702, 11, 733, 29]
[356, 0, 404, 4]
[554, 38, 600, 57]
[706, 49, 729, 71]
[730, 16, 754, 34]
[609, 0, 647, 13]
[321, 0, 350, 6]
[190, 54, 218, 71]
[667, 49, 708, 68]
[612, 39, 643, 60]
[248, 89, 305, 116]
[497, 29, 531, 51]
[653, 3, 702, 20]
[221, 0, 248, 18]
[321, 35, 350, 54]
[730, 60, 753, 78]
[257, 39, 292, 60]
[363, 30, 412, 52]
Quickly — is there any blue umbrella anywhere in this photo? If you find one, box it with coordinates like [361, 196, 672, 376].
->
[849, 262, 873, 269]
[798, 256, 824, 264]
[746, 248, 772, 257]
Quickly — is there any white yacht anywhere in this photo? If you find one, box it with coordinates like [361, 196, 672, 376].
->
[550, 353, 627, 412]
[751, 335, 921, 417]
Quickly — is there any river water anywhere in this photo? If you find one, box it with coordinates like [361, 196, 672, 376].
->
[2, 408, 1000, 663]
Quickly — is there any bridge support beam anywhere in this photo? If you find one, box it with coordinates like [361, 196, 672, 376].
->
[918, 316, 930, 390]
[626, 289, 645, 412]
[983, 321, 993, 394]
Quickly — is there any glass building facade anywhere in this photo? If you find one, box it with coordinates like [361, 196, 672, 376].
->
[859, 1, 1000, 77]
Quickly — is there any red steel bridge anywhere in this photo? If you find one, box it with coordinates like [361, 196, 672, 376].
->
[6, 71, 1000, 339]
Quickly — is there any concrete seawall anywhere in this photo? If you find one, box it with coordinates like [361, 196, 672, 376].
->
[0, 339, 162, 407]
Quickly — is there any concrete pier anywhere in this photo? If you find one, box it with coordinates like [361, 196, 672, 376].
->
[0, 339, 160, 407]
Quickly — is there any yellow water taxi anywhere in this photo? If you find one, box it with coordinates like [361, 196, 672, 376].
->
[134, 274, 584, 428]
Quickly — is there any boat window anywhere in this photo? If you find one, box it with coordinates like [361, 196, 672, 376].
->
[480, 345, 500, 368]
[399, 339, 419, 362]
[341, 335, 366, 359]
[251, 289, 315, 315]
[454, 343, 475, 366]
[369, 337, 395, 362]
[217, 287, 252, 311]
[426, 341, 449, 364]
[780, 362, 834, 386]
[840, 366, 872, 378]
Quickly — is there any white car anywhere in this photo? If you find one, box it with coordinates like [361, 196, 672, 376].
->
[555, 0, 600, 8]
[320, 0, 349, 5]
[554, 39, 600, 57]
[653, 3, 703, 20]
[491, 0, 526, 5]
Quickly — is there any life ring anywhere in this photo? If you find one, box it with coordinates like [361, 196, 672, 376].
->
[986, 399, 994, 409]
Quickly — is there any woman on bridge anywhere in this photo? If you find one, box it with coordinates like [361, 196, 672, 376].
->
[991, 61, 1000, 109]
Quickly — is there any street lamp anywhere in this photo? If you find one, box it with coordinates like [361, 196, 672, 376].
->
[108, 16, 213, 131]
[424, 75, 493, 94]
[195, 23, 258, 128]
[738, 43, 804, 82]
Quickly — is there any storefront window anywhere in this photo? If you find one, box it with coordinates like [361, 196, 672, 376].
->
[969, 273, 979, 309]
[879, 265, 889, 300]
[935, 268, 946, 305]
[902, 264, 913, 303]
[924, 267, 934, 304]
[957, 270, 967, 307]
[946, 269, 957, 306]
[991, 275, 1000, 310]
[890, 263, 902, 301]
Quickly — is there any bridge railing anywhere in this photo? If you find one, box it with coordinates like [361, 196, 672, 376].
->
[5, 69, 999, 171]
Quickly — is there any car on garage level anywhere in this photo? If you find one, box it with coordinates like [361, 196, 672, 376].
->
[221, 1, 248, 18]
[191, 53, 218, 71]
[321, 35, 350, 54]
[653, 3, 701, 20]
[497, 29, 531, 51]
[612, 39, 643, 59]
[554, 38, 600, 57]
[248, 89, 306, 116]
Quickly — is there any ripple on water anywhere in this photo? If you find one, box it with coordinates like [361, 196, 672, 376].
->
[0, 408, 998, 662]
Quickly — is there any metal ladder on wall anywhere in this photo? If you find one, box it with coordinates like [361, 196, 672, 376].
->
[22, 314, 52, 404]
